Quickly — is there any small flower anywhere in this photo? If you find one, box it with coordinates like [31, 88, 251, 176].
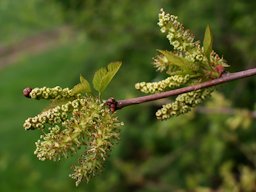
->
[61, 113, 68, 120]
[30, 91, 38, 99]
[54, 86, 62, 92]
[23, 121, 32, 130]
[42, 92, 49, 99]
[61, 104, 69, 112]
[54, 117, 62, 124]
[72, 100, 79, 109]
[36, 123, 44, 129]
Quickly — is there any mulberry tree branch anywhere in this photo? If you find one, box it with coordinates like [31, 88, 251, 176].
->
[114, 68, 256, 110]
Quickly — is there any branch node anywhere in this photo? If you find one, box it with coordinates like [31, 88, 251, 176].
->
[105, 97, 119, 113]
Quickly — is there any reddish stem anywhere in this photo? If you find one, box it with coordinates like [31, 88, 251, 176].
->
[114, 68, 256, 110]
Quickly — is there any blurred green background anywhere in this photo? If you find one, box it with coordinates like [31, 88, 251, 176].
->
[0, 0, 255, 191]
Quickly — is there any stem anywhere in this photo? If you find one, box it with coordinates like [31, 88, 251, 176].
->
[116, 68, 256, 110]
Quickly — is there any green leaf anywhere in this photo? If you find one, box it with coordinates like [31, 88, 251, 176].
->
[159, 50, 199, 73]
[203, 25, 213, 61]
[93, 62, 122, 94]
[71, 74, 91, 95]
[80, 75, 92, 93]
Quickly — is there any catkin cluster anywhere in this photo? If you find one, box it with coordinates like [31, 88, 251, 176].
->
[29, 86, 76, 100]
[156, 89, 213, 120]
[155, 9, 228, 75]
[158, 8, 206, 68]
[158, 9, 197, 53]
[23, 87, 123, 185]
[70, 109, 122, 185]
[135, 9, 229, 120]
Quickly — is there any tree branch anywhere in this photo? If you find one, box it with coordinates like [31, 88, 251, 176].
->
[115, 68, 256, 110]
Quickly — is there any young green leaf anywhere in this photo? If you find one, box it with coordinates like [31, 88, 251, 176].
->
[71, 74, 91, 95]
[203, 25, 213, 62]
[93, 62, 122, 94]
[159, 50, 199, 73]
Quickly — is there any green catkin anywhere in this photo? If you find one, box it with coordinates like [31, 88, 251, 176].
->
[158, 9, 196, 52]
[29, 86, 78, 100]
[23, 90, 123, 185]
[156, 89, 213, 120]
[135, 74, 190, 93]
[70, 111, 122, 186]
